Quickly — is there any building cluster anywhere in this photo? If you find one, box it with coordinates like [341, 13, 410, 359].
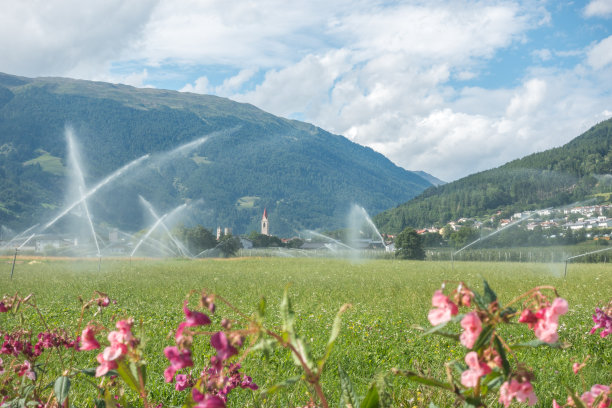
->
[419, 204, 612, 236]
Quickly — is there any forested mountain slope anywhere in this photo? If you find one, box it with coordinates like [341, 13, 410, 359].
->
[0, 72, 434, 236]
[374, 118, 612, 234]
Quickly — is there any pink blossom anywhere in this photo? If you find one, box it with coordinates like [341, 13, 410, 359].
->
[192, 388, 226, 408]
[460, 312, 482, 349]
[534, 319, 559, 343]
[79, 326, 100, 351]
[211, 332, 237, 361]
[0, 302, 8, 313]
[580, 384, 610, 408]
[18, 360, 36, 381]
[427, 290, 458, 326]
[460, 351, 491, 388]
[95, 352, 118, 377]
[102, 342, 127, 361]
[175, 302, 212, 341]
[553, 399, 562, 408]
[590, 308, 612, 338]
[175, 374, 190, 391]
[499, 379, 538, 407]
[164, 346, 194, 382]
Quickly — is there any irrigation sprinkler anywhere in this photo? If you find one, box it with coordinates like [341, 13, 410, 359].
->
[10, 248, 17, 280]
[563, 246, 612, 277]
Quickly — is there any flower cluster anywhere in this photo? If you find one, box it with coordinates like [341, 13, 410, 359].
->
[518, 295, 569, 343]
[164, 293, 257, 407]
[554, 384, 611, 408]
[94, 318, 137, 377]
[590, 300, 611, 338]
[424, 282, 570, 407]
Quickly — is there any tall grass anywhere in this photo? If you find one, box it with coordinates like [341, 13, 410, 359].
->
[1, 257, 610, 406]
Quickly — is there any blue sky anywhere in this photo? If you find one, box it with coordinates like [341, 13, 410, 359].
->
[1, 0, 612, 181]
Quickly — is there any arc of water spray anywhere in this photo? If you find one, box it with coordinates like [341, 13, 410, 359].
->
[1, 223, 39, 250]
[139, 196, 193, 257]
[130, 203, 188, 257]
[43, 154, 150, 231]
[453, 211, 542, 257]
[564, 246, 612, 277]
[305, 230, 356, 250]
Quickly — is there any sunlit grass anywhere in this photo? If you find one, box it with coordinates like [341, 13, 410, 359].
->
[1, 258, 610, 406]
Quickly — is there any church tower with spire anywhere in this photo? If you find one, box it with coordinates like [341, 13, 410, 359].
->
[261, 208, 269, 236]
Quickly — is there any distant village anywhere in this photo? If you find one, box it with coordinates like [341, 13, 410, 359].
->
[2, 204, 611, 255]
[416, 204, 612, 238]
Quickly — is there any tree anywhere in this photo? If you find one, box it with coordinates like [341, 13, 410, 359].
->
[174, 224, 216, 255]
[217, 234, 242, 257]
[394, 227, 426, 260]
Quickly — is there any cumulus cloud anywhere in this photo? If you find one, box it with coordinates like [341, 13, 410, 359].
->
[0, 0, 157, 78]
[1, 0, 611, 182]
[584, 0, 612, 17]
[587, 35, 612, 70]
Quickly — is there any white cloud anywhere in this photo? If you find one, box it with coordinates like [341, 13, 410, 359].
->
[0, 0, 157, 78]
[180, 76, 211, 94]
[532, 48, 552, 61]
[584, 0, 612, 17]
[587, 35, 612, 70]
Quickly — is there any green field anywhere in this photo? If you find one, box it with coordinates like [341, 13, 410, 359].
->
[1, 258, 611, 406]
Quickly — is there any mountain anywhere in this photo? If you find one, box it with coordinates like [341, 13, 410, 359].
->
[375, 118, 612, 234]
[0, 72, 434, 237]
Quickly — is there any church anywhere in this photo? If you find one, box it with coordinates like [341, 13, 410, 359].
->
[261, 208, 269, 236]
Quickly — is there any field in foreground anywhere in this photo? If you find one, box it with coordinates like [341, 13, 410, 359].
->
[1, 257, 611, 406]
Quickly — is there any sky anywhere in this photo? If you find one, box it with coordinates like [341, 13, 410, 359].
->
[1, 0, 612, 182]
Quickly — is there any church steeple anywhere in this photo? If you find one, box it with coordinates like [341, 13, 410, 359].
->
[261, 208, 269, 236]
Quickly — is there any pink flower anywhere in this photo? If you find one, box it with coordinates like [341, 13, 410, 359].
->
[460, 312, 482, 349]
[164, 346, 194, 382]
[175, 374, 190, 391]
[192, 388, 226, 408]
[95, 352, 118, 377]
[460, 351, 491, 388]
[573, 362, 585, 374]
[427, 290, 458, 326]
[102, 342, 127, 361]
[580, 384, 610, 408]
[499, 379, 537, 407]
[211, 332, 237, 361]
[79, 326, 100, 351]
[590, 308, 612, 338]
[175, 302, 212, 341]
[0, 302, 8, 313]
[523, 298, 568, 343]
[553, 399, 563, 408]
[18, 360, 36, 381]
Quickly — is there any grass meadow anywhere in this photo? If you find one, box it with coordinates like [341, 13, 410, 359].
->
[1, 257, 611, 407]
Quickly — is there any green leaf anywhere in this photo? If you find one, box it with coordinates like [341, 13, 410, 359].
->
[80, 368, 118, 377]
[510, 340, 564, 349]
[472, 325, 495, 350]
[54, 376, 71, 405]
[257, 297, 266, 322]
[291, 337, 315, 370]
[260, 375, 302, 397]
[252, 338, 275, 359]
[482, 280, 498, 305]
[319, 304, 350, 370]
[472, 291, 488, 310]
[392, 369, 453, 390]
[116, 360, 140, 394]
[493, 336, 510, 376]
[280, 285, 295, 339]
[339, 366, 361, 408]
[360, 383, 379, 408]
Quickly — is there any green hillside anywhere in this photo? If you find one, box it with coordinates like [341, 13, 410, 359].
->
[0, 72, 433, 236]
[375, 118, 612, 233]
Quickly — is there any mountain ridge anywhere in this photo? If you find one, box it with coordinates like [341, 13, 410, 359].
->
[0, 72, 435, 237]
[374, 117, 612, 233]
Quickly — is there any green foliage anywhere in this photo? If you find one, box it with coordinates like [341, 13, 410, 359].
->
[375, 118, 612, 233]
[217, 234, 242, 257]
[174, 224, 217, 255]
[394, 227, 425, 260]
